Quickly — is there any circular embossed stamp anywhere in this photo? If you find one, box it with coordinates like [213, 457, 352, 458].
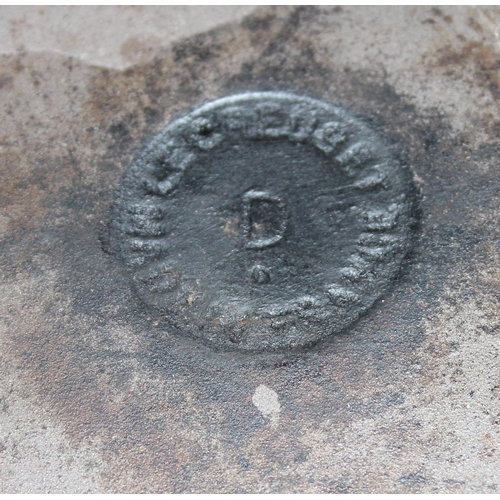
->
[109, 92, 416, 351]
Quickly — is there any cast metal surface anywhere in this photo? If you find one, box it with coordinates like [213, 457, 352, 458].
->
[111, 92, 416, 351]
[2, 6, 500, 494]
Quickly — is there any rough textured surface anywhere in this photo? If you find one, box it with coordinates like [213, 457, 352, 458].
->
[0, 6, 256, 68]
[1, 5, 500, 493]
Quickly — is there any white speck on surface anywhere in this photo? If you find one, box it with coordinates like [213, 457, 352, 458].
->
[252, 384, 281, 427]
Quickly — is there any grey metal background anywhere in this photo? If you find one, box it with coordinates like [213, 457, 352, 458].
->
[1, 6, 500, 493]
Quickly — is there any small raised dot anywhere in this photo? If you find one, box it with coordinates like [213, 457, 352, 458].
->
[251, 265, 271, 284]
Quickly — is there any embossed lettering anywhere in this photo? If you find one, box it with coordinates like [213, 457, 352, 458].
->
[219, 105, 258, 137]
[289, 104, 317, 142]
[312, 121, 347, 154]
[126, 238, 168, 268]
[185, 116, 224, 150]
[242, 189, 287, 249]
[354, 165, 388, 191]
[336, 142, 376, 177]
[124, 204, 167, 237]
[257, 102, 290, 138]
[140, 148, 194, 196]
[340, 266, 364, 283]
[357, 233, 400, 247]
[327, 285, 360, 306]
[356, 245, 390, 261]
[361, 205, 400, 231]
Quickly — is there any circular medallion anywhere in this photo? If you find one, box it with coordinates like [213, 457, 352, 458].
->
[109, 92, 416, 351]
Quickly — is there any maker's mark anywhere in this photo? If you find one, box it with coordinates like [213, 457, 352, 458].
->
[109, 92, 417, 351]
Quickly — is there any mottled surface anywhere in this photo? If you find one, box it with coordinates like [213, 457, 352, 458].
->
[1, 5, 500, 493]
